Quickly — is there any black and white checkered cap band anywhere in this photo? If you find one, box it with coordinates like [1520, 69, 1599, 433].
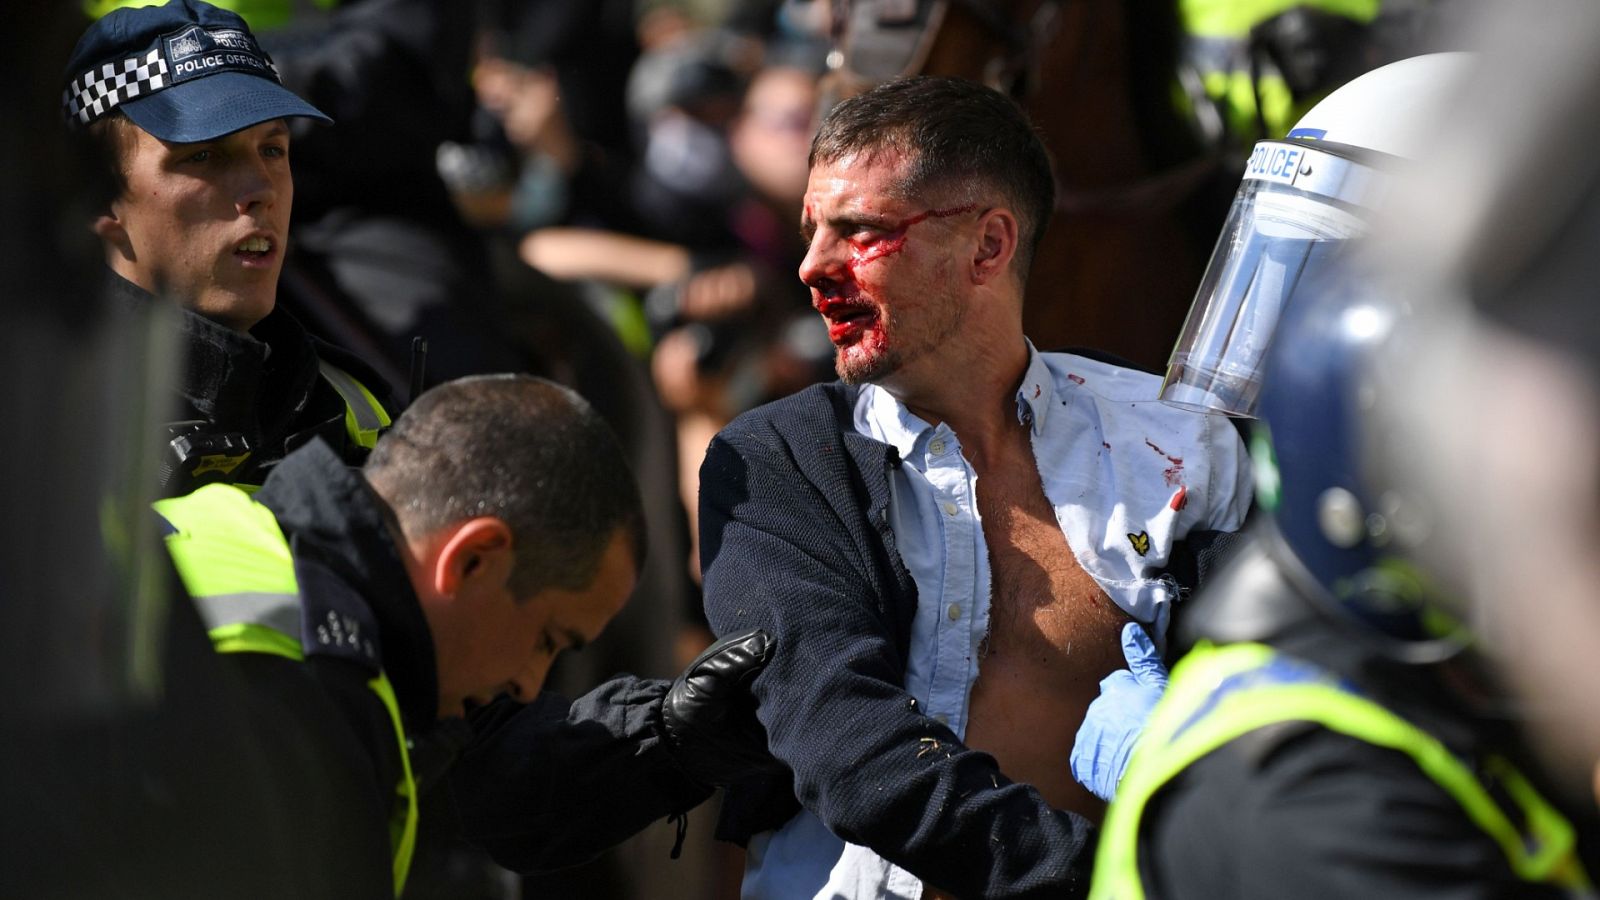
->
[64, 48, 170, 127]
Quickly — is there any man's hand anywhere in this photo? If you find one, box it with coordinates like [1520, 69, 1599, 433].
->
[1070, 622, 1168, 802]
[660, 628, 784, 787]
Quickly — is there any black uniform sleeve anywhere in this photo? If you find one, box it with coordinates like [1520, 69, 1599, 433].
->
[1142, 725, 1566, 900]
[698, 429, 1095, 899]
[447, 676, 713, 873]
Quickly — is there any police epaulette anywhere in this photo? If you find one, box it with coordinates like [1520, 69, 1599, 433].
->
[293, 555, 383, 672]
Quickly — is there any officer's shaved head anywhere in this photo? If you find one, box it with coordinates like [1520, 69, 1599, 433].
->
[364, 374, 646, 597]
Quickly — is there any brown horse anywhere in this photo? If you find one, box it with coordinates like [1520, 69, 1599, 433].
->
[822, 0, 1230, 371]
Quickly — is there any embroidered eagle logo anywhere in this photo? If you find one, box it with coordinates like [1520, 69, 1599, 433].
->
[1127, 531, 1151, 556]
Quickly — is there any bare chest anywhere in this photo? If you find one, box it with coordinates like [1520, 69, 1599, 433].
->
[975, 457, 1129, 671]
[961, 447, 1130, 816]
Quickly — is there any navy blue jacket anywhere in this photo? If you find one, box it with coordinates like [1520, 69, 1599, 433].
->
[700, 383, 1098, 899]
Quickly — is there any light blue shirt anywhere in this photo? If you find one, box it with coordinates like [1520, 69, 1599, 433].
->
[741, 345, 1252, 900]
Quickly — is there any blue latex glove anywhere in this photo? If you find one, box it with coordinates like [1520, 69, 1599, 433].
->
[1070, 622, 1169, 802]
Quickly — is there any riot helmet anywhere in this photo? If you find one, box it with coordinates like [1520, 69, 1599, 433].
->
[1247, 258, 1470, 664]
[1161, 53, 1474, 417]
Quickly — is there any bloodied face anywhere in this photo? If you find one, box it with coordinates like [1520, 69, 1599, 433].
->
[798, 152, 978, 385]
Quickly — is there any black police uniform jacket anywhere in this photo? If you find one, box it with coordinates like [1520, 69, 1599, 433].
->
[216, 440, 438, 899]
[107, 271, 396, 492]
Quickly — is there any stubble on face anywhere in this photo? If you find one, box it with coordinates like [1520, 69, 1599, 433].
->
[828, 205, 973, 387]
[834, 286, 968, 385]
[802, 154, 976, 387]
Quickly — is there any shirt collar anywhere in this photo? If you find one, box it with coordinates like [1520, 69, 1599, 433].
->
[1013, 340, 1053, 437]
[855, 382, 937, 462]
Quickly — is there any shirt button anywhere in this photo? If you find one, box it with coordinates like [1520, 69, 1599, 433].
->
[933, 713, 950, 726]
[930, 438, 946, 455]
[942, 501, 958, 517]
[947, 602, 962, 621]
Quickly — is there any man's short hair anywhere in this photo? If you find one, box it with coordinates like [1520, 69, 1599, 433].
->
[364, 374, 646, 598]
[80, 111, 135, 209]
[810, 76, 1057, 282]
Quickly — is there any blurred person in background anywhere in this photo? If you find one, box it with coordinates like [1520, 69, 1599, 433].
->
[473, 12, 839, 575]
[645, 55, 836, 585]
[459, 0, 643, 243]
[1172, 0, 1467, 159]
[248, 0, 532, 389]
[1360, 0, 1600, 815]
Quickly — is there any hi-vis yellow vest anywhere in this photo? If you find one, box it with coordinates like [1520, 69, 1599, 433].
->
[1091, 641, 1592, 899]
[155, 484, 418, 896]
[84, 0, 337, 31]
[1177, 0, 1381, 140]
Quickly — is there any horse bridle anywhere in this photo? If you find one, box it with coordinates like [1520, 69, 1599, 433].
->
[826, 0, 1064, 99]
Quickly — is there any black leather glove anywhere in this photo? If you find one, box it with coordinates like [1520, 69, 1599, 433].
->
[660, 628, 784, 787]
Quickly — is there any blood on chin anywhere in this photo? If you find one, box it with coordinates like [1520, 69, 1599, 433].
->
[835, 332, 895, 384]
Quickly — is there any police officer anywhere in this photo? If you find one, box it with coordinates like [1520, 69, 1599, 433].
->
[63, 0, 395, 496]
[153, 373, 784, 898]
[152, 375, 638, 897]
[1088, 53, 1595, 899]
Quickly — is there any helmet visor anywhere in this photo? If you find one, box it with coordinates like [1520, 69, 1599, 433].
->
[1162, 141, 1382, 416]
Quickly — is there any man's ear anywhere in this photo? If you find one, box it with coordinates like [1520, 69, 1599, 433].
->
[93, 207, 134, 262]
[970, 208, 1019, 286]
[430, 517, 516, 599]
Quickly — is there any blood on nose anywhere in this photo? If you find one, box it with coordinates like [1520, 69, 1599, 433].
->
[800, 237, 853, 291]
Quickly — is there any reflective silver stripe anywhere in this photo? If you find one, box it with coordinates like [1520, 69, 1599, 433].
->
[318, 360, 385, 434]
[192, 592, 301, 636]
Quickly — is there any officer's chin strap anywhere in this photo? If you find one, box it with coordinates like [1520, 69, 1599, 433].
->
[667, 809, 689, 860]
